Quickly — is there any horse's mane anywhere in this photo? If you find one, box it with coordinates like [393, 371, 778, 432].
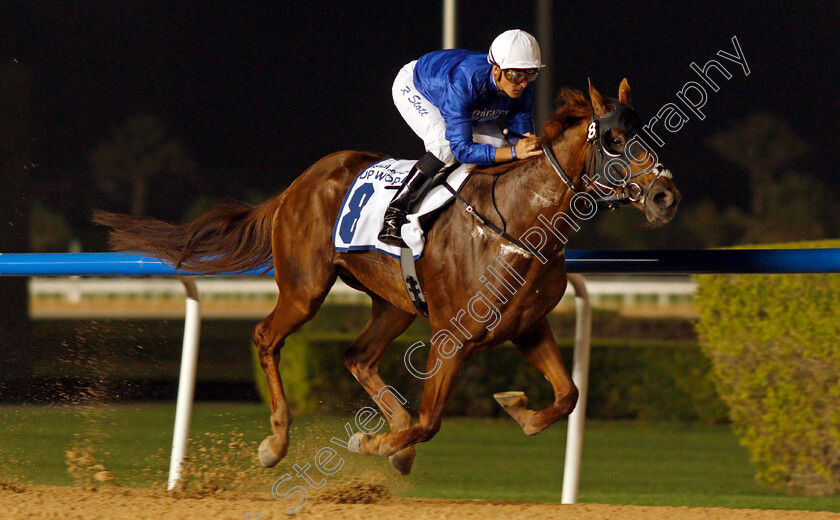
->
[541, 88, 592, 142]
[473, 88, 591, 175]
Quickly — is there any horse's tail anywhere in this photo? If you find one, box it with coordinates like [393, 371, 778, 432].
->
[92, 195, 283, 274]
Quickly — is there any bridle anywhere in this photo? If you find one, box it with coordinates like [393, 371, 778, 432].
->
[442, 102, 674, 258]
[542, 102, 673, 210]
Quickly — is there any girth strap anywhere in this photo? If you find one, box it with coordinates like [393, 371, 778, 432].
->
[400, 246, 429, 316]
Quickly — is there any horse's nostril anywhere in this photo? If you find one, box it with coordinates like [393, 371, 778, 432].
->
[652, 190, 672, 208]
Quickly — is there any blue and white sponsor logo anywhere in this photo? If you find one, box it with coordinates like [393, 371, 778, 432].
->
[471, 107, 508, 123]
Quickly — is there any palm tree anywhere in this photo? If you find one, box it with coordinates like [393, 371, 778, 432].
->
[91, 114, 195, 216]
[707, 113, 808, 215]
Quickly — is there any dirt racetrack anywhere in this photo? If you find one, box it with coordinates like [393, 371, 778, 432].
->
[2, 484, 838, 520]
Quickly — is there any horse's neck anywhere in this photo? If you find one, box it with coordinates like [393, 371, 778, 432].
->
[467, 128, 588, 247]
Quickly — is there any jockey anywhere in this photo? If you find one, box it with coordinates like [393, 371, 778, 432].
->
[378, 29, 546, 247]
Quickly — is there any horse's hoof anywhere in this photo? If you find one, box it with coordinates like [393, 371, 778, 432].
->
[388, 446, 416, 475]
[258, 437, 284, 468]
[495, 391, 541, 436]
[350, 432, 369, 454]
[494, 390, 528, 409]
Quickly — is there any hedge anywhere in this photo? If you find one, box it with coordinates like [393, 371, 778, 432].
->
[695, 239, 840, 495]
[252, 334, 727, 423]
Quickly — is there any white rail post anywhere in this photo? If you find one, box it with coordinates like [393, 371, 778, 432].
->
[167, 277, 201, 490]
[442, 0, 457, 49]
[562, 274, 592, 504]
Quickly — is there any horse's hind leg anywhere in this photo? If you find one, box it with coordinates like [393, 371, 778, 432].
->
[497, 316, 578, 435]
[343, 295, 417, 474]
[255, 282, 334, 468]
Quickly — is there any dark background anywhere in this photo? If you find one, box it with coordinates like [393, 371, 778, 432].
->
[2, 0, 838, 235]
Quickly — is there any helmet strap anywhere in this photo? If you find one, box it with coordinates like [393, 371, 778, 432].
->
[491, 66, 508, 97]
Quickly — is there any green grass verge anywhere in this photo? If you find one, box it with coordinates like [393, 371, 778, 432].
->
[1, 403, 839, 511]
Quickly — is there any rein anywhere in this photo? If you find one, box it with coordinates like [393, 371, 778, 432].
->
[439, 179, 557, 258]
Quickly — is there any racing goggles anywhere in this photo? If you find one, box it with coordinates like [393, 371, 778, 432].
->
[503, 68, 539, 84]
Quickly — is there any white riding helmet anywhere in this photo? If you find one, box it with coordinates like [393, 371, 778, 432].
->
[487, 29, 545, 69]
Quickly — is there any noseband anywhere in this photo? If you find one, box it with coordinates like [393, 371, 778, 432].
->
[542, 103, 673, 210]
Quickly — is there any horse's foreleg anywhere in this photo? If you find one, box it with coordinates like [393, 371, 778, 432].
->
[355, 347, 466, 458]
[343, 296, 417, 474]
[498, 316, 578, 436]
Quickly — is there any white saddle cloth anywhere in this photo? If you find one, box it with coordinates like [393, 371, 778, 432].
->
[332, 158, 471, 258]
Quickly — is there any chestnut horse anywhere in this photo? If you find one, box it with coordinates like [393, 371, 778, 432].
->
[94, 80, 680, 475]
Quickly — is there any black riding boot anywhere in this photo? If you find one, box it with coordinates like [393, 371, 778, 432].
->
[378, 152, 445, 247]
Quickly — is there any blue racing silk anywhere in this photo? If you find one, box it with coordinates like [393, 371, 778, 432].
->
[413, 49, 535, 165]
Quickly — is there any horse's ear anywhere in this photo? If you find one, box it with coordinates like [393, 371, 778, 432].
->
[618, 78, 631, 106]
[588, 78, 608, 116]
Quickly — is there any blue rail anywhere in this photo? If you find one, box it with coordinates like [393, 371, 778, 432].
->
[2, 249, 840, 276]
[564, 248, 840, 274]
